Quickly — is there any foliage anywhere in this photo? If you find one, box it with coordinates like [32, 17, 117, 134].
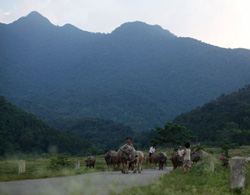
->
[0, 96, 88, 156]
[134, 129, 157, 149]
[61, 117, 135, 153]
[174, 85, 250, 145]
[49, 154, 73, 171]
[192, 145, 205, 152]
[221, 142, 234, 158]
[1, 12, 250, 131]
[152, 122, 195, 147]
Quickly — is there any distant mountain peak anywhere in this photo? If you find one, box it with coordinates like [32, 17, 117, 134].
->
[11, 11, 52, 27]
[111, 21, 176, 38]
[62, 23, 82, 31]
[27, 11, 44, 17]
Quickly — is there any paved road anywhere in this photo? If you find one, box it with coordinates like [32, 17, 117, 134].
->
[0, 168, 173, 195]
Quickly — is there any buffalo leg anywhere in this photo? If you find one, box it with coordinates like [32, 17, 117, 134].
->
[125, 161, 129, 174]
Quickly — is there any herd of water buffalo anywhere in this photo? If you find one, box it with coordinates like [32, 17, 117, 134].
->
[84, 144, 227, 173]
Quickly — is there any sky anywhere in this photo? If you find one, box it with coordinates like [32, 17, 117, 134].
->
[0, 0, 250, 49]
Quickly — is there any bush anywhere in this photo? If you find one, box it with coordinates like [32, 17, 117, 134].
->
[49, 154, 73, 171]
[192, 145, 204, 152]
[192, 155, 222, 175]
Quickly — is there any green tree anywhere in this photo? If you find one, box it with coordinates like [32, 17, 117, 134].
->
[152, 122, 195, 147]
[49, 154, 73, 171]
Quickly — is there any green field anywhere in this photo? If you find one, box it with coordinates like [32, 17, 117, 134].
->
[0, 156, 108, 182]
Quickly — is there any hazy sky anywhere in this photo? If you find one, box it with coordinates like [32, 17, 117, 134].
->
[1, 0, 250, 49]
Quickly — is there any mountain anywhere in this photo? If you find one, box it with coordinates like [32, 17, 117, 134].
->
[174, 85, 250, 145]
[0, 94, 136, 155]
[1, 11, 250, 130]
[60, 117, 135, 152]
[0, 96, 88, 156]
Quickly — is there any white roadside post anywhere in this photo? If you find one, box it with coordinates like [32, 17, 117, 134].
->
[75, 161, 80, 169]
[18, 160, 25, 174]
[230, 157, 245, 193]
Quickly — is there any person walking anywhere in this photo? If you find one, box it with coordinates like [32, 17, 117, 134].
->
[183, 142, 191, 174]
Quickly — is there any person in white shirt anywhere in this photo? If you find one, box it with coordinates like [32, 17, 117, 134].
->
[149, 145, 156, 155]
[147, 145, 156, 163]
[177, 146, 184, 157]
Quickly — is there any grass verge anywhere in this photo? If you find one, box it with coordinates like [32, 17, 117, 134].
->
[120, 155, 250, 195]
[0, 156, 107, 181]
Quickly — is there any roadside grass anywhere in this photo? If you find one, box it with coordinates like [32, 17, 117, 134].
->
[121, 156, 250, 195]
[0, 156, 108, 182]
[206, 146, 250, 157]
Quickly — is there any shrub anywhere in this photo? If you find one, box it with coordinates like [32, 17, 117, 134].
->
[193, 155, 222, 175]
[49, 154, 73, 171]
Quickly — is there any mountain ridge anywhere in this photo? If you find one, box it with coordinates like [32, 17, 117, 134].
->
[3, 11, 248, 50]
[1, 11, 250, 130]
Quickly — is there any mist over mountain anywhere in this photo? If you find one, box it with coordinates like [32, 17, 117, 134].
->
[1, 11, 250, 130]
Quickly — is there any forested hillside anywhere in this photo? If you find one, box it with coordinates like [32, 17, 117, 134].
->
[0, 96, 88, 156]
[1, 11, 250, 130]
[0, 96, 137, 155]
[60, 118, 135, 153]
[174, 85, 250, 145]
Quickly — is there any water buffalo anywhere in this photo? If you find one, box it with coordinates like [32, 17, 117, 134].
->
[148, 153, 167, 169]
[192, 150, 210, 163]
[171, 153, 183, 169]
[85, 156, 96, 168]
[191, 151, 200, 163]
[131, 151, 144, 173]
[158, 152, 167, 170]
[147, 153, 158, 169]
[104, 150, 120, 170]
[118, 144, 136, 174]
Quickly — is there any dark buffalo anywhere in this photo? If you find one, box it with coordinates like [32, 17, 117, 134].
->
[148, 152, 167, 170]
[104, 150, 120, 170]
[158, 152, 167, 170]
[171, 153, 183, 169]
[85, 156, 96, 168]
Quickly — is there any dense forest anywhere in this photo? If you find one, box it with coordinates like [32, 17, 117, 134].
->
[0, 95, 92, 156]
[1, 11, 250, 131]
[174, 85, 250, 146]
[2, 82, 250, 157]
[0, 96, 138, 156]
[59, 117, 136, 153]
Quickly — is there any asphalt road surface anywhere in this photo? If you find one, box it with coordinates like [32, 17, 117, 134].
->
[0, 168, 173, 195]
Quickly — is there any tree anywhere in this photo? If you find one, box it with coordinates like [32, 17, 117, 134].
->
[152, 122, 195, 147]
